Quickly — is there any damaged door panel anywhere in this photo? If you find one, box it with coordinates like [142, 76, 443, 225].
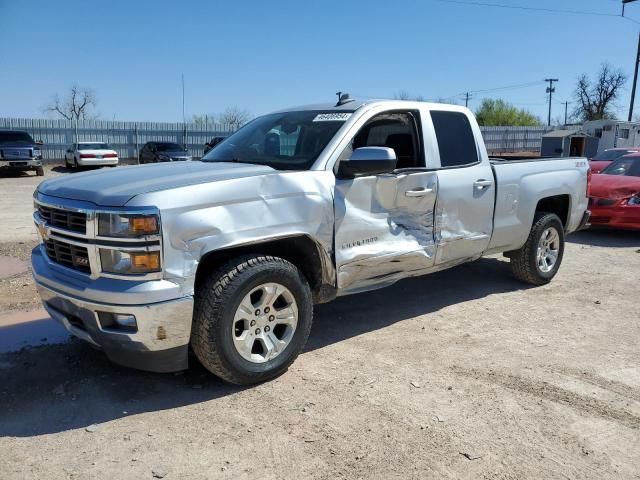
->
[334, 171, 437, 292]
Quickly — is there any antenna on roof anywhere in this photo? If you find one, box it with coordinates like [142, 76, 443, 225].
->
[335, 91, 355, 107]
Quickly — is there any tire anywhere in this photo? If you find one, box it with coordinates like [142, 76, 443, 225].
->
[35, 166, 44, 176]
[192, 254, 313, 385]
[64, 156, 70, 168]
[509, 212, 565, 285]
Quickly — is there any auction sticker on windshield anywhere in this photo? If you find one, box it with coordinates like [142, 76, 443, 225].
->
[313, 113, 352, 122]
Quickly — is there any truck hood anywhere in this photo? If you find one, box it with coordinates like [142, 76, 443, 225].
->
[590, 174, 640, 200]
[37, 161, 275, 206]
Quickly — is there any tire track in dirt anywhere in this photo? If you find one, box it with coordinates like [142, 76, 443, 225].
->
[552, 367, 640, 403]
[452, 367, 640, 430]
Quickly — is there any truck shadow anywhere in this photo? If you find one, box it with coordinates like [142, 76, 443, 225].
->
[567, 229, 640, 248]
[0, 257, 529, 438]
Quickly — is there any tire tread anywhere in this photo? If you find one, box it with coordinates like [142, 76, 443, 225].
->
[509, 212, 564, 286]
[191, 254, 312, 384]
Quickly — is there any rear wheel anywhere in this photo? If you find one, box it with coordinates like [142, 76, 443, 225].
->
[509, 212, 565, 285]
[191, 255, 313, 385]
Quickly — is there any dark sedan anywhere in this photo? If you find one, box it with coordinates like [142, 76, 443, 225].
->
[139, 142, 192, 163]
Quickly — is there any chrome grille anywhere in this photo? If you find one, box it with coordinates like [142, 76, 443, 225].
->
[38, 205, 87, 233]
[44, 238, 91, 273]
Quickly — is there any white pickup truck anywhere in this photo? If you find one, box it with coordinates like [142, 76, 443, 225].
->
[32, 98, 591, 384]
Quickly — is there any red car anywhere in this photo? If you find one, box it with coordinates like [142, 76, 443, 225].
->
[589, 147, 640, 173]
[589, 154, 640, 230]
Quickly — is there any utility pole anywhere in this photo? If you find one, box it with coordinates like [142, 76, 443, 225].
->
[181, 74, 186, 147]
[623, 1, 640, 121]
[629, 31, 640, 121]
[181, 74, 186, 124]
[545, 78, 558, 127]
[564, 101, 569, 126]
[464, 92, 472, 107]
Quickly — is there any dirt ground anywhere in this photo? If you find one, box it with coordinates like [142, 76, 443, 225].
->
[1, 166, 640, 479]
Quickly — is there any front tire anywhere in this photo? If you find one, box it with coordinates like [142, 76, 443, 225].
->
[191, 255, 313, 385]
[35, 166, 44, 176]
[509, 212, 565, 285]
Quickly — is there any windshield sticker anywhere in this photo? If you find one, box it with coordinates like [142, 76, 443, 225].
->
[313, 113, 352, 122]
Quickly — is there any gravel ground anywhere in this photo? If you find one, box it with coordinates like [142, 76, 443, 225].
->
[1, 166, 639, 479]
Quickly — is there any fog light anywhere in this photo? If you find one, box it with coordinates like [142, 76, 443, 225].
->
[100, 249, 161, 274]
[97, 312, 138, 333]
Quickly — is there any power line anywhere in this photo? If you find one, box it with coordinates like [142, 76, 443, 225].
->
[432, 0, 624, 17]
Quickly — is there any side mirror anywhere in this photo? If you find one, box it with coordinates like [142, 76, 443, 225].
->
[338, 147, 397, 179]
[36, 140, 44, 145]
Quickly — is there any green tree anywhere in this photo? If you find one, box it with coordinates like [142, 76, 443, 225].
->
[475, 99, 541, 126]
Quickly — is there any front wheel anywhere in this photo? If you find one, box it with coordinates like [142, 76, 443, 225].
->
[508, 212, 565, 285]
[35, 166, 44, 176]
[191, 255, 313, 385]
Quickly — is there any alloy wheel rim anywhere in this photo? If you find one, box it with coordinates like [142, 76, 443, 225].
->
[231, 282, 298, 363]
[536, 227, 560, 273]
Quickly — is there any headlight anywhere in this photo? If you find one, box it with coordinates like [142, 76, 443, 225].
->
[100, 249, 161, 274]
[98, 213, 159, 237]
[627, 194, 640, 206]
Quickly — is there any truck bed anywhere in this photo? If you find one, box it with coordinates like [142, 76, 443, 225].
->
[490, 155, 584, 164]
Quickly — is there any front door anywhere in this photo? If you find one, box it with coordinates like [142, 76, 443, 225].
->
[333, 110, 438, 292]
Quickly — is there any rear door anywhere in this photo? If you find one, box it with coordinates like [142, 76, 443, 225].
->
[333, 110, 438, 292]
[428, 110, 495, 264]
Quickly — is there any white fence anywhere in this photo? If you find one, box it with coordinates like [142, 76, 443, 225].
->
[0, 117, 553, 161]
[480, 126, 553, 153]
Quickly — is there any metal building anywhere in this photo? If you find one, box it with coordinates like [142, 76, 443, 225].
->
[583, 120, 640, 153]
[540, 129, 599, 158]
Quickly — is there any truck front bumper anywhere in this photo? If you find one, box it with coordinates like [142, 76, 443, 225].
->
[32, 247, 194, 373]
[1, 159, 42, 169]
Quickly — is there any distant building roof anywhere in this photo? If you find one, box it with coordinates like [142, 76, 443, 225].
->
[543, 129, 586, 138]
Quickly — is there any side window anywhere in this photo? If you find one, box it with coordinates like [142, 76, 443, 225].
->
[430, 111, 479, 168]
[337, 111, 423, 170]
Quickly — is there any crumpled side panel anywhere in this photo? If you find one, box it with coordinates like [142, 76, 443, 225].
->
[334, 172, 438, 292]
[130, 171, 336, 296]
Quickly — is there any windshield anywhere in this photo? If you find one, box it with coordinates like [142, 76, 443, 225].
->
[600, 157, 640, 177]
[0, 131, 35, 145]
[201, 110, 352, 170]
[79, 143, 110, 150]
[156, 143, 184, 151]
[592, 150, 636, 161]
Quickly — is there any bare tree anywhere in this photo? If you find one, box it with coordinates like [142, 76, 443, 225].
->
[393, 90, 411, 100]
[191, 113, 217, 126]
[573, 64, 627, 121]
[44, 85, 98, 121]
[218, 107, 251, 129]
[393, 90, 428, 102]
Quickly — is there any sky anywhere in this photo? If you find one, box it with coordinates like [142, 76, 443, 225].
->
[0, 0, 638, 123]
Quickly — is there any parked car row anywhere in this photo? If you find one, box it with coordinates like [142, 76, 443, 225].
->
[1, 129, 232, 176]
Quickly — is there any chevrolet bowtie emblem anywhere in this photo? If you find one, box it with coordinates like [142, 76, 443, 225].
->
[37, 222, 49, 240]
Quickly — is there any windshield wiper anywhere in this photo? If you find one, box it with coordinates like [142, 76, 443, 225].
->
[214, 158, 264, 166]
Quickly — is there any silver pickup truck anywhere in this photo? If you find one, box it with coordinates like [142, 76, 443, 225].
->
[32, 99, 591, 384]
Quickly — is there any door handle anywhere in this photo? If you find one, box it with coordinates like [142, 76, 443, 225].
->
[405, 187, 434, 197]
[474, 179, 493, 189]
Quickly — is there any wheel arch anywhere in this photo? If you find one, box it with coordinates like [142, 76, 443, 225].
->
[195, 235, 337, 304]
[535, 194, 571, 229]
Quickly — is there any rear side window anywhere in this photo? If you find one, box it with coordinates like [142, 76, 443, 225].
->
[430, 111, 478, 167]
